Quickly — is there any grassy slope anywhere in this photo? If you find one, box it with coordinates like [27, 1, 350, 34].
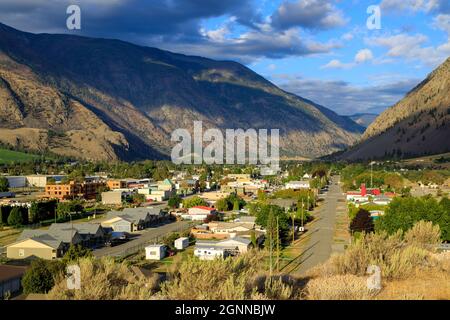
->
[0, 148, 41, 164]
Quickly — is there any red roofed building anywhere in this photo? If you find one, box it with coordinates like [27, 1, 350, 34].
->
[183, 206, 217, 221]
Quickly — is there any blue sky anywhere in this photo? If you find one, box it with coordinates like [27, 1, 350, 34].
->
[1, 0, 449, 115]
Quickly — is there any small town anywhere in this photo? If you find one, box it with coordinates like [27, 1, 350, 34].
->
[0, 157, 448, 300]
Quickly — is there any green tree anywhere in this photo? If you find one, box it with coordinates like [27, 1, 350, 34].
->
[0, 176, 9, 192]
[215, 198, 229, 211]
[7, 207, 23, 227]
[182, 196, 208, 208]
[376, 196, 449, 241]
[233, 200, 240, 211]
[22, 259, 63, 294]
[62, 244, 92, 263]
[168, 195, 182, 209]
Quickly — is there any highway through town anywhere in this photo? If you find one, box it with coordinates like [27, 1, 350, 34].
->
[294, 175, 343, 275]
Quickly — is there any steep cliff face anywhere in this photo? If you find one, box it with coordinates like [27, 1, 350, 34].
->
[340, 57, 450, 160]
[0, 22, 363, 161]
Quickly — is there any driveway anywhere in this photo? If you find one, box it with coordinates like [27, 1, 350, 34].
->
[93, 220, 191, 258]
[295, 175, 343, 275]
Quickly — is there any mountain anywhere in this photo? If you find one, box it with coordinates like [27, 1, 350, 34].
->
[340, 57, 450, 160]
[0, 22, 363, 161]
[346, 113, 378, 128]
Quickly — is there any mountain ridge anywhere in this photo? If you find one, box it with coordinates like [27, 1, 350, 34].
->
[0, 22, 364, 161]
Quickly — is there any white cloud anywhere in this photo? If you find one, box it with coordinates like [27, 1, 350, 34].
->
[321, 59, 355, 69]
[366, 33, 449, 67]
[355, 49, 374, 63]
[341, 32, 354, 41]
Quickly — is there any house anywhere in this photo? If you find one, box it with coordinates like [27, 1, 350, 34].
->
[174, 237, 189, 250]
[102, 207, 164, 232]
[285, 181, 310, 190]
[6, 227, 83, 260]
[0, 265, 28, 298]
[208, 222, 254, 234]
[145, 244, 166, 260]
[235, 216, 256, 224]
[268, 198, 297, 211]
[182, 206, 217, 221]
[48, 223, 105, 247]
[194, 237, 251, 260]
[157, 179, 175, 192]
[194, 246, 225, 260]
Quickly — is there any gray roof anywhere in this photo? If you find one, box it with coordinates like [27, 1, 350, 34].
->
[196, 237, 251, 248]
[49, 222, 103, 236]
[16, 230, 63, 249]
[107, 207, 162, 223]
[18, 228, 80, 245]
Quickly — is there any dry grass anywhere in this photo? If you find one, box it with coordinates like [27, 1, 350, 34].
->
[48, 257, 161, 300]
[306, 275, 373, 300]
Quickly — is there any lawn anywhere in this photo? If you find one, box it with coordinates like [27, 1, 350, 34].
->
[0, 148, 42, 164]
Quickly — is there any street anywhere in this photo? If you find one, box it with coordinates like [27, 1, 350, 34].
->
[93, 220, 191, 257]
[294, 175, 343, 274]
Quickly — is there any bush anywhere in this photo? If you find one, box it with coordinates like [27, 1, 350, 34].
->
[350, 209, 374, 234]
[404, 220, 441, 249]
[48, 257, 160, 300]
[182, 196, 208, 209]
[62, 244, 93, 263]
[7, 207, 24, 227]
[22, 259, 64, 294]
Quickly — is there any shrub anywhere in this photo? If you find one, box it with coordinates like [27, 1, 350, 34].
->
[306, 275, 372, 300]
[22, 259, 64, 294]
[62, 244, 93, 263]
[7, 207, 23, 227]
[48, 257, 160, 300]
[404, 220, 441, 250]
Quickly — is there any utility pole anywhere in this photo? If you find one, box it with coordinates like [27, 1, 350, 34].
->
[269, 209, 273, 276]
[301, 198, 304, 229]
[276, 216, 280, 272]
[370, 162, 374, 188]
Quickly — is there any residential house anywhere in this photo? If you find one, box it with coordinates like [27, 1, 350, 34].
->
[101, 191, 125, 205]
[194, 237, 251, 260]
[48, 222, 105, 247]
[102, 207, 163, 233]
[6, 228, 82, 260]
[182, 206, 217, 221]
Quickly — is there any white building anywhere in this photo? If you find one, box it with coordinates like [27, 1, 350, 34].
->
[182, 206, 217, 221]
[145, 244, 166, 260]
[194, 246, 225, 260]
[285, 180, 310, 190]
[174, 237, 189, 250]
[194, 237, 251, 260]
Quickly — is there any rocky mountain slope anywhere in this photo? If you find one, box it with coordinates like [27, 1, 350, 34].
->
[340, 57, 450, 160]
[0, 22, 363, 161]
[347, 113, 378, 128]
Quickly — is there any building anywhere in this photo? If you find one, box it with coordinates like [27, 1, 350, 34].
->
[145, 244, 166, 260]
[0, 265, 28, 298]
[27, 175, 67, 188]
[45, 180, 106, 200]
[4, 176, 27, 188]
[106, 179, 127, 190]
[102, 207, 164, 233]
[194, 237, 251, 260]
[48, 223, 105, 247]
[157, 179, 175, 192]
[174, 237, 189, 250]
[101, 191, 128, 205]
[6, 227, 83, 260]
[285, 181, 310, 190]
[182, 206, 217, 221]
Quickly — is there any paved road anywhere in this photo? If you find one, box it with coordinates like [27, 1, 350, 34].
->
[295, 175, 343, 275]
[93, 221, 191, 257]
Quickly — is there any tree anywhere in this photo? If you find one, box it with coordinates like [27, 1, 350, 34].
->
[7, 207, 23, 227]
[0, 176, 9, 192]
[22, 259, 63, 294]
[62, 244, 92, 263]
[376, 196, 449, 241]
[56, 200, 83, 220]
[168, 195, 182, 209]
[215, 198, 229, 211]
[350, 209, 374, 233]
[233, 200, 240, 211]
[182, 196, 208, 209]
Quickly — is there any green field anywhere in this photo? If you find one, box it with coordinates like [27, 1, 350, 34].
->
[0, 149, 42, 164]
